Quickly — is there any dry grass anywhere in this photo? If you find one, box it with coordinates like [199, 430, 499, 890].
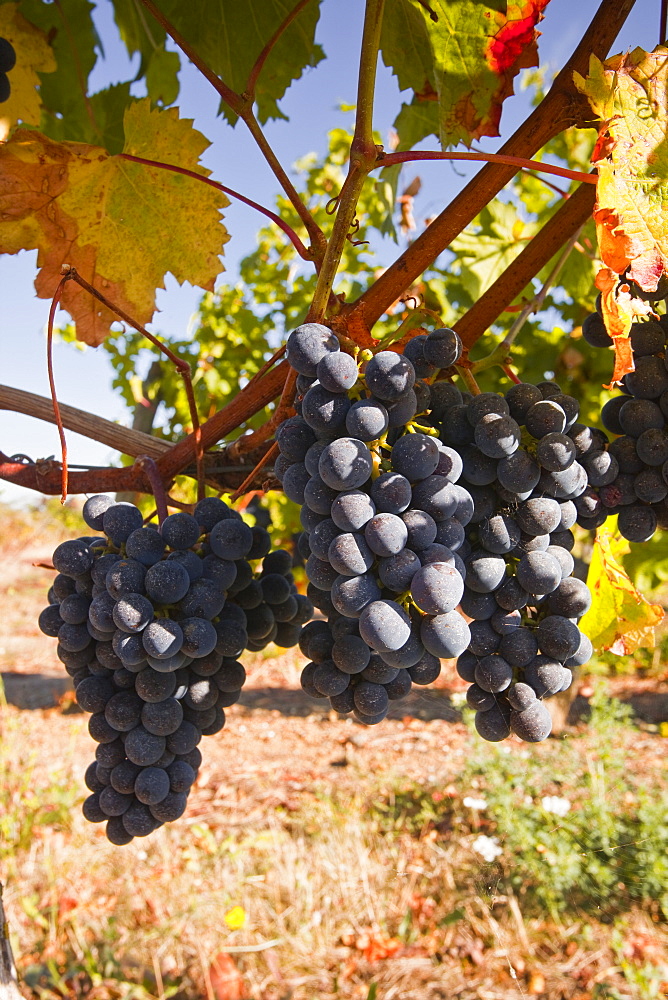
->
[1, 505, 668, 1000]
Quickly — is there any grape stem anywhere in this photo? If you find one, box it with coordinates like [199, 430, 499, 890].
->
[456, 365, 482, 396]
[307, 0, 386, 323]
[244, 0, 313, 97]
[134, 455, 169, 525]
[502, 364, 523, 385]
[230, 440, 279, 502]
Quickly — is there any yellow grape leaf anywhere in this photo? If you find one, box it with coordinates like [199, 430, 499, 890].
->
[224, 906, 246, 930]
[574, 47, 668, 294]
[0, 99, 229, 345]
[0, 3, 56, 141]
[579, 524, 664, 654]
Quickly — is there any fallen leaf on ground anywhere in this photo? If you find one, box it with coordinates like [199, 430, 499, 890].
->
[209, 953, 247, 1000]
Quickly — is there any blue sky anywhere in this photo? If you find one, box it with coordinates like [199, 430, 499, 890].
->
[0, 0, 659, 505]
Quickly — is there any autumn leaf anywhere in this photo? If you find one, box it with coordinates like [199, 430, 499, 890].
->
[0, 99, 229, 345]
[482, 1, 552, 140]
[0, 2, 56, 140]
[579, 524, 664, 654]
[382, 0, 550, 149]
[594, 267, 653, 386]
[208, 953, 247, 1000]
[574, 47, 668, 294]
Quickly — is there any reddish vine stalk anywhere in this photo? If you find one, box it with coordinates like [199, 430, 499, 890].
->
[244, 0, 313, 97]
[46, 273, 71, 502]
[376, 150, 598, 186]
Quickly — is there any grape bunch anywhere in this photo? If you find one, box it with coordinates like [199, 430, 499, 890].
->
[276, 323, 594, 743]
[583, 309, 668, 543]
[447, 380, 596, 742]
[278, 323, 475, 726]
[39, 495, 312, 844]
[0, 37, 15, 104]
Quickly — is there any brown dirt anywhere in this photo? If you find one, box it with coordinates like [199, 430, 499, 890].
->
[2, 519, 668, 1000]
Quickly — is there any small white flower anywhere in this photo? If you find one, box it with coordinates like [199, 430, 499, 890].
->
[463, 796, 488, 810]
[541, 795, 571, 817]
[450, 691, 467, 707]
[471, 835, 502, 862]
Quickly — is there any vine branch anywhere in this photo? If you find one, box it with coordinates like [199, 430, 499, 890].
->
[0, 384, 170, 459]
[155, 361, 290, 481]
[346, 0, 635, 338]
[307, 0, 385, 323]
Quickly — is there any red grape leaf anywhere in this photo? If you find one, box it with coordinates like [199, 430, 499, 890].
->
[574, 48, 668, 292]
[482, 0, 552, 140]
[0, 99, 228, 345]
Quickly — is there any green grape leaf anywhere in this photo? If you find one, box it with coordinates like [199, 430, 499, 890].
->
[392, 99, 440, 152]
[158, 0, 324, 125]
[381, 0, 550, 149]
[112, 0, 180, 106]
[44, 82, 136, 154]
[0, 99, 229, 345]
[0, 1, 55, 138]
[449, 200, 537, 300]
[144, 47, 180, 106]
[380, 0, 434, 95]
[579, 524, 664, 654]
[17, 0, 104, 144]
[623, 530, 668, 596]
